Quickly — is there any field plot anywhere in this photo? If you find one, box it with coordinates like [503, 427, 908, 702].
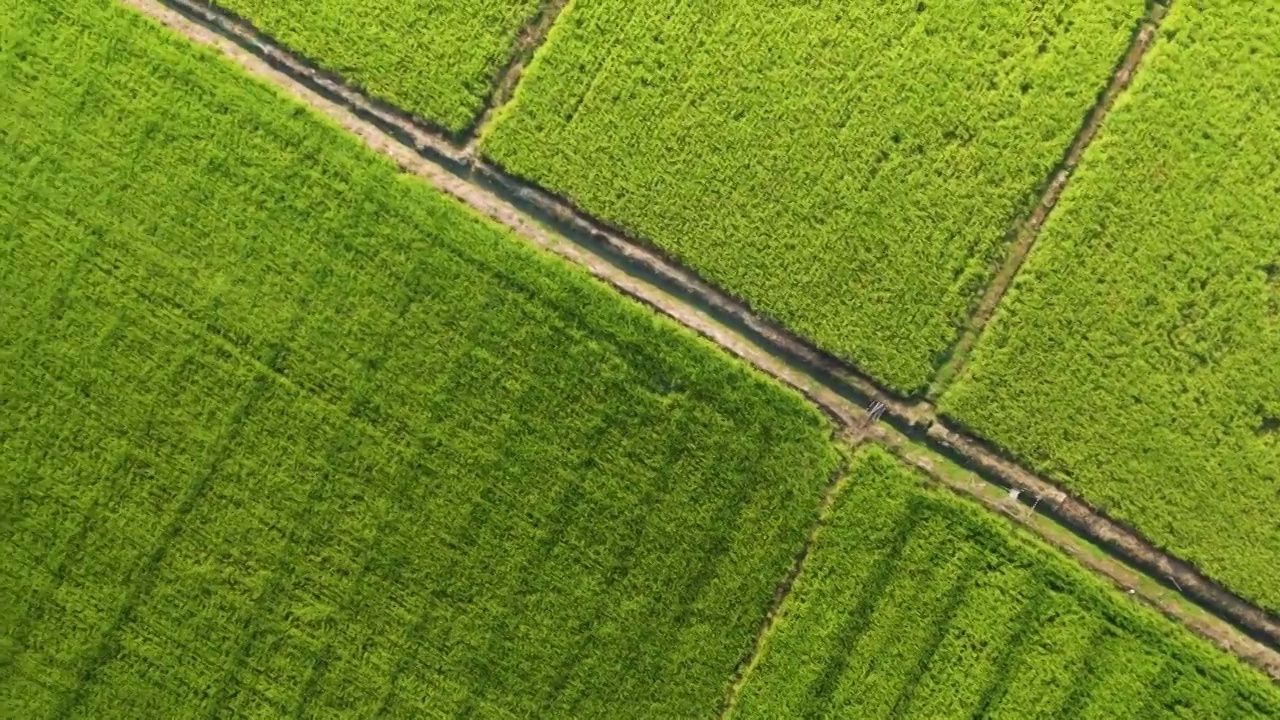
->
[481, 0, 1144, 392]
[940, 0, 1280, 613]
[731, 448, 1280, 719]
[211, 0, 541, 132]
[0, 1, 841, 717]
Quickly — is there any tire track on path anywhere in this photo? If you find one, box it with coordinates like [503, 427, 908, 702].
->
[117, 0, 1280, 683]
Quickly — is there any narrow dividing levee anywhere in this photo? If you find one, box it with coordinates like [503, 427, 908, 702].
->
[927, 0, 1172, 400]
[466, 158, 924, 426]
[155, 0, 922, 425]
[719, 454, 855, 718]
[924, 422, 1280, 659]
[120, 0, 1280, 683]
[461, 0, 571, 153]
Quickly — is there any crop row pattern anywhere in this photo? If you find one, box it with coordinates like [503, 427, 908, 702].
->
[731, 448, 1280, 718]
[0, 1, 839, 716]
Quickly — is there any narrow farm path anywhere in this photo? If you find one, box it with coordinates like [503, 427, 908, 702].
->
[719, 456, 857, 718]
[121, 0, 1280, 684]
[928, 1, 1172, 399]
[461, 0, 572, 152]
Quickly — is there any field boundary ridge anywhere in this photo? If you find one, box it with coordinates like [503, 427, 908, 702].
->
[927, 0, 1172, 399]
[123, 0, 1280, 683]
[719, 455, 857, 718]
[460, 0, 571, 152]
[869, 422, 1280, 682]
[158, 0, 476, 156]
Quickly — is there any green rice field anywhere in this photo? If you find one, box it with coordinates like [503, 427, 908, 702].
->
[481, 0, 1144, 392]
[940, 0, 1280, 614]
[0, 1, 839, 715]
[4, 0, 1280, 716]
[731, 448, 1280, 719]
[214, 0, 542, 132]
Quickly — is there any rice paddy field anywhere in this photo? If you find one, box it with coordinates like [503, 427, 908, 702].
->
[731, 448, 1280, 719]
[480, 0, 1145, 392]
[5, 0, 1280, 716]
[213, 0, 542, 132]
[940, 0, 1280, 614]
[0, 1, 840, 715]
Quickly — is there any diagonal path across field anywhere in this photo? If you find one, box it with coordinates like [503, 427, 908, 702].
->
[117, 0, 1280, 684]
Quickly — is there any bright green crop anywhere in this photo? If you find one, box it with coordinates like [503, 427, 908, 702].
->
[731, 448, 1280, 719]
[941, 0, 1280, 614]
[482, 0, 1144, 392]
[215, 0, 540, 132]
[0, 1, 839, 716]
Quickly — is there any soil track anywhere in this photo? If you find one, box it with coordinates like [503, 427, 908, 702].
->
[157, 0, 473, 158]
[123, 0, 1280, 683]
